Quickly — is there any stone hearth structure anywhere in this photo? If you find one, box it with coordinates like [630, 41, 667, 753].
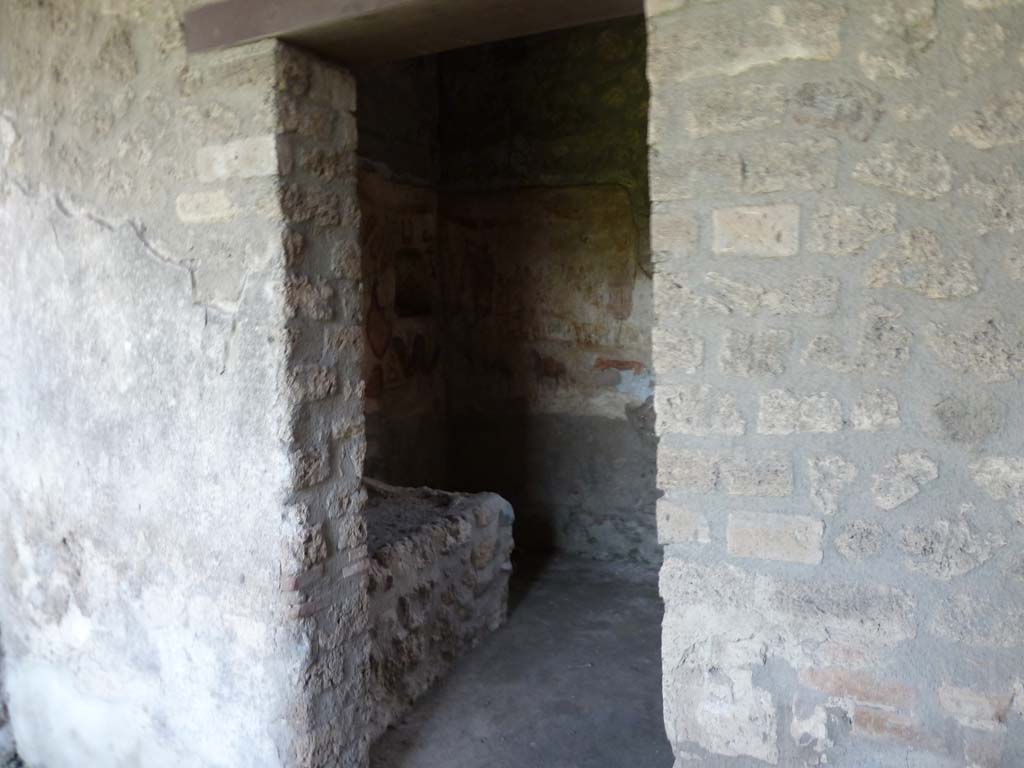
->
[365, 481, 513, 741]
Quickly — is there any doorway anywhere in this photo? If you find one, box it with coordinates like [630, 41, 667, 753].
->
[352, 17, 669, 766]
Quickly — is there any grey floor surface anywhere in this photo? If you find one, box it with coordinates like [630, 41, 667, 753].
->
[371, 555, 673, 768]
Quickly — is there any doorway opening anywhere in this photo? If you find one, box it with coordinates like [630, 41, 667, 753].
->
[352, 17, 667, 766]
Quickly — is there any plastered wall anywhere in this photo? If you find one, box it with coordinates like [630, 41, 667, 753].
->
[648, 0, 1024, 765]
[0, 3, 369, 766]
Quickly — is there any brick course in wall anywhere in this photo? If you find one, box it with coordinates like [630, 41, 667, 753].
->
[648, 0, 1024, 764]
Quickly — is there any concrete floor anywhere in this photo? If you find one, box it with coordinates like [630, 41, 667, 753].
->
[371, 555, 673, 768]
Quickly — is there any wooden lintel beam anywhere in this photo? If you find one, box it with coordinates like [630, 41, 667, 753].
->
[184, 0, 644, 64]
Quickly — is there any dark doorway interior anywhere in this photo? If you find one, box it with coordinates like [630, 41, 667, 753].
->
[356, 17, 657, 565]
[353, 17, 667, 765]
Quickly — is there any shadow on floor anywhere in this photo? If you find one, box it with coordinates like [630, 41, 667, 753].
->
[371, 554, 672, 768]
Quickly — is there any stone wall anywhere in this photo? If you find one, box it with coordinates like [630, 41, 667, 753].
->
[364, 483, 513, 742]
[649, 0, 1024, 765]
[0, 3, 369, 766]
[276, 45, 372, 767]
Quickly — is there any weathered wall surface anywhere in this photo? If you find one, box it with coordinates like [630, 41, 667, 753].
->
[438, 19, 658, 561]
[649, 0, 1024, 765]
[0, 3, 368, 767]
[365, 484, 513, 742]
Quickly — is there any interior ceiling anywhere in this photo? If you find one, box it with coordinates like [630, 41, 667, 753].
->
[184, 0, 645, 64]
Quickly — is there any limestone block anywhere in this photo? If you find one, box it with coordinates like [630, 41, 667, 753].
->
[852, 389, 901, 431]
[758, 390, 842, 434]
[289, 365, 338, 403]
[700, 273, 840, 317]
[931, 592, 1024, 648]
[656, 384, 745, 436]
[657, 499, 711, 544]
[175, 189, 237, 223]
[650, 201, 699, 256]
[852, 140, 952, 199]
[657, 448, 720, 492]
[727, 512, 824, 564]
[898, 505, 1004, 580]
[286, 275, 334, 320]
[712, 205, 800, 257]
[660, 559, 916, 654]
[681, 82, 787, 137]
[324, 325, 364, 359]
[809, 201, 897, 257]
[741, 138, 838, 193]
[858, 44, 918, 82]
[649, 0, 843, 83]
[857, 0, 937, 81]
[281, 184, 347, 228]
[834, 520, 885, 562]
[867, 0, 937, 49]
[931, 393, 1002, 443]
[971, 457, 1024, 522]
[803, 304, 911, 374]
[928, 317, 1024, 381]
[951, 91, 1024, 149]
[809, 455, 857, 516]
[719, 328, 792, 377]
[653, 327, 704, 376]
[789, 79, 884, 141]
[962, 168, 1024, 233]
[867, 228, 978, 299]
[291, 443, 331, 489]
[196, 135, 279, 182]
[301, 148, 356, 181]
[871, 451, 938, 510]
[720, 453, 793, 496]
[956, 23, 1007, 72]
[278, 97, 336, 142]
[648, 145, 741, 201]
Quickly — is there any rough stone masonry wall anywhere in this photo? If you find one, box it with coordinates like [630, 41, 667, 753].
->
[438, 19, 658, 562]
[649, 0, 1024, 765]
[0, 3, 369, 767]
[364, 484, 513, 742]
[276, 46, 372, 767]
